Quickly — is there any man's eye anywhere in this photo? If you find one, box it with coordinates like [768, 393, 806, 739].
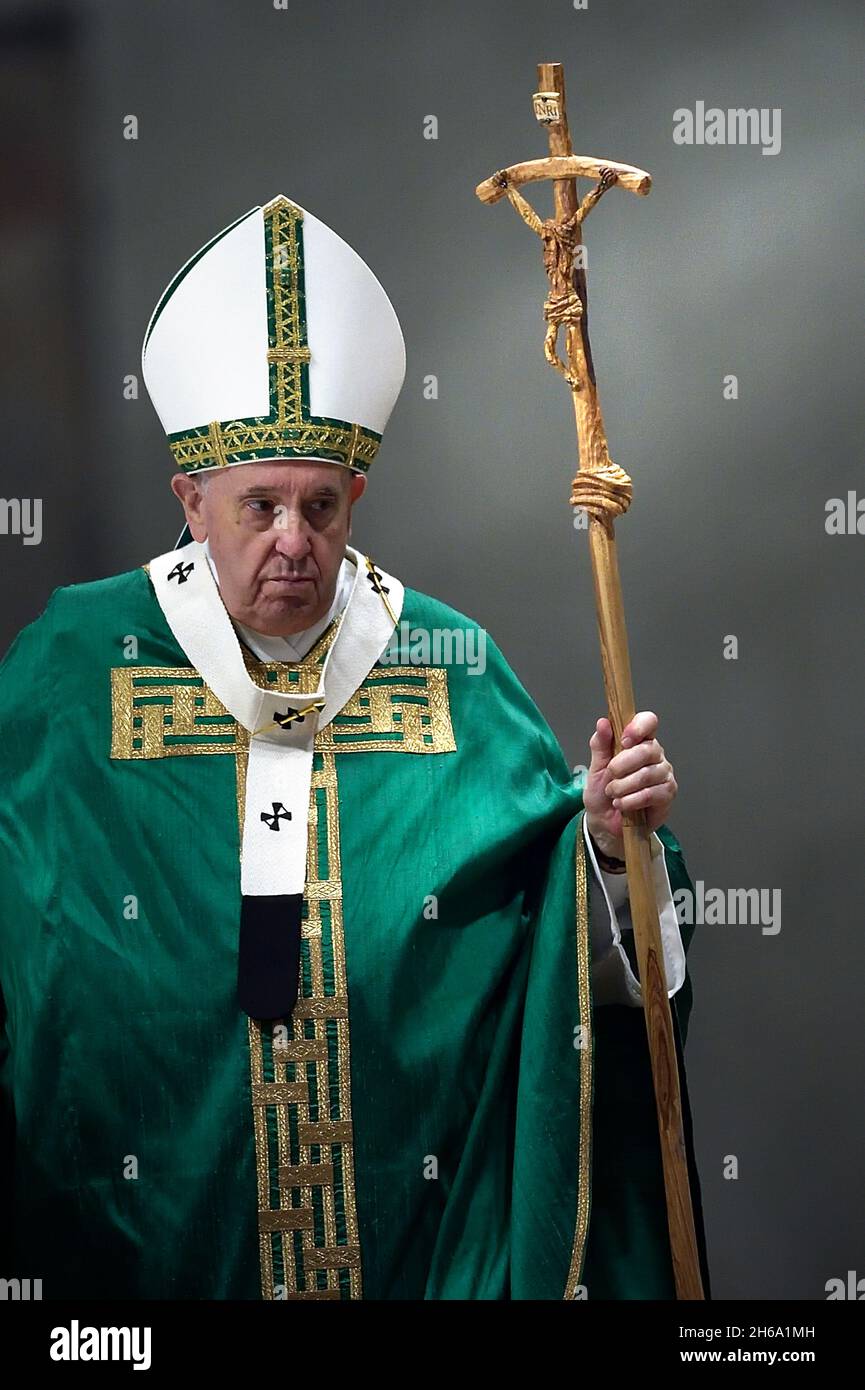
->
[247, 499, 272, 513]
[310, 500, 334, 513]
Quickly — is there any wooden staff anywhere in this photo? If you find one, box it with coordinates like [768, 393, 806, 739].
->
[476, 61, 705, 1300]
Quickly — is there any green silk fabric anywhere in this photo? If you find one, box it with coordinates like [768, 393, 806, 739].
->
[0, 567, 705, 1299]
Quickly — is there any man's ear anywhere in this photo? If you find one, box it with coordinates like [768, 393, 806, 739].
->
[346, 472, 366, 538]
[170, 473, 209, 542]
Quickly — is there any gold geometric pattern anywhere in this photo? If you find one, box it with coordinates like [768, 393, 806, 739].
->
[110, 613, 340, 759]
[110, 667, 239, 759]
[317, 669, 456, 754]
[246, 750, 362, 1299]
[110, 664, 456, 761]
[168, 415, 378, 477]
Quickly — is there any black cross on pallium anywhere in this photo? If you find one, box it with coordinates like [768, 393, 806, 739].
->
[273, 708, 308, 728]
[168, 561, 194, 584]
[260, 802, 292, 831]
[366, 565, 390, 596]
[272, 699, 325, 729]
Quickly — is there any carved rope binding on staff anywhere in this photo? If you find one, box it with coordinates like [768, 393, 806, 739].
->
[570, 459, 633, 527]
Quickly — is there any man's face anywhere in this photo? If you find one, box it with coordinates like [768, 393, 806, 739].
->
[171, 460, 366, 636]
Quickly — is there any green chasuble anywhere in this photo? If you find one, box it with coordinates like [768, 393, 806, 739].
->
[0, 547, 709, 1300]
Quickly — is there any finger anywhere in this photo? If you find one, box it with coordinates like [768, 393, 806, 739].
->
[621, 710, 659, 749]
[611, 772, 677, 813]
[607, 740, 666, 781]
[587, 717, 615, 775]
[607, 761, 673, 802]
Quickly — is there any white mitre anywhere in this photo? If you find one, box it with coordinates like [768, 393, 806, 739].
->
[141, 193, 406, 478]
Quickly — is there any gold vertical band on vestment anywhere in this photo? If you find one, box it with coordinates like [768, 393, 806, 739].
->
[564, 811, 594, 1298]
[243, 748, 362, 1299]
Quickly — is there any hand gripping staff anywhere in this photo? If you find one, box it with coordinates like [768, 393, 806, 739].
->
[476, 61, 705, 1301]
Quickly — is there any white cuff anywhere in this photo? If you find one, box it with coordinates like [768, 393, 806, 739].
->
[582, 817, 686, 1008]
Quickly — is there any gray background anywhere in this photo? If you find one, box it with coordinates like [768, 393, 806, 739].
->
[2, 0, 862, 1299]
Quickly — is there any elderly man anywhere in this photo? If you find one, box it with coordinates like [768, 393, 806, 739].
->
[0, 194, 709, 1300]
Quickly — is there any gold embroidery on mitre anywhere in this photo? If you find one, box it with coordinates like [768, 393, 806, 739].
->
[166, 196, 381, 475]
[208, 420, 230, 469]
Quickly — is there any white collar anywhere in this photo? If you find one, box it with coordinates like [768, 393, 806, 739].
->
[148, 539, 402, 741]
[201, 538, 356, 661]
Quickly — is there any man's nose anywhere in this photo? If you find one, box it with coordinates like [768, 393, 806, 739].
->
[272, 512, 312, 560]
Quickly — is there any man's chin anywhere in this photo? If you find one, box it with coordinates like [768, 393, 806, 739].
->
[252, 586, 326, 634]
[261, 579, 317, 602]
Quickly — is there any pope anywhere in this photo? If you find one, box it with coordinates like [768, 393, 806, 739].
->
[0, 194, 709, 1300]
